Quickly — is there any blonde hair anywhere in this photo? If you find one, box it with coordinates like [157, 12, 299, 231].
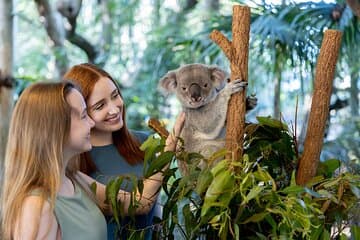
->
[0, 82, 76, 239]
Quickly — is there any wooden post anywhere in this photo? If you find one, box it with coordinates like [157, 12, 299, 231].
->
[210, 5, 250, 161]
[296, 30, 342, 185]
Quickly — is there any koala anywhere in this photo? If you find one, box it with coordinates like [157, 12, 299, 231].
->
[159, 63, 257, 175]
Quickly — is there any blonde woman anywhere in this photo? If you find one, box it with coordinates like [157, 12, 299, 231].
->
[0, 81, 184, 240]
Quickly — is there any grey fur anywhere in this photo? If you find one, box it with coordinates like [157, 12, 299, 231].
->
[159, 63, 256, 175]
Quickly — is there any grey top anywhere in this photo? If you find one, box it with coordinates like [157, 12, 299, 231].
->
[54, 183, 107, 240]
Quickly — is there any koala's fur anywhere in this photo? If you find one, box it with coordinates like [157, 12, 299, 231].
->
[159, 63, 256, 175]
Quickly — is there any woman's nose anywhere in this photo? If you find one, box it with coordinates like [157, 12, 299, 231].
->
[108, 104, 119, 115]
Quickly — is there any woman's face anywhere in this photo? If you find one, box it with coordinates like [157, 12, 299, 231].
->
[66, 89, 95, 155]
[87, 77, 124, 134]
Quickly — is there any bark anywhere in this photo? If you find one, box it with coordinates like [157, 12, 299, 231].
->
[210, 5, 250, 161]
[34, 0, 68, 77]
[296, 30, 342, 186]
[0, 0, 14, 172]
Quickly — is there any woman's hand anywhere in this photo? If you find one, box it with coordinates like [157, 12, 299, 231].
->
[165, 112, 185, 151]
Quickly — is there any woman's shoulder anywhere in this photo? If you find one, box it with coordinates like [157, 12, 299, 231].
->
[22, 194, 52, 220]
[130, 129, 150, 143]
[18, 195, 58, 239]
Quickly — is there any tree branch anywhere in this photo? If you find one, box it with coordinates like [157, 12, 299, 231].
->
[209, 30, 232, 60]
[34, 0, 68, 77]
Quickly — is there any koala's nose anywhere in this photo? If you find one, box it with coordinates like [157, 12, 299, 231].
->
[189, 83, 202, 102]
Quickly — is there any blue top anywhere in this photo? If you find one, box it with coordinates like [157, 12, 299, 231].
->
[89, 130, 155, 240]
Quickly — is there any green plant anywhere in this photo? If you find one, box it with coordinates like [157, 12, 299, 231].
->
[105, 117, 360, 239]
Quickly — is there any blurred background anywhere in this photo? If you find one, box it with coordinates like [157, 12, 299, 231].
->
[0, 0, 359, 167]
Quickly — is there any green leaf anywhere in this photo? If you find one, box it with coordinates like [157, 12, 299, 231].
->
[243, 185, 264, 204]
[351, 225, 360, 240]
[317, 159, 340, 177]
[139, 135, 160, 151]
[201, 170, 235, 217]
[105, 177, 124, 227]
[195, 169, 214, 196]
[242, 212, 268, 224]
[281, 185, 305, 195]
[137, 179, 144, 196]
[207, 148, 228, 165]
[144, 151, 174, 178]
[339, 233, 348, 240]
[290, 171, 297, 186]
[256, 116, 288, 130]
[234, 223, 240, 240]
[310, 225, 323, 240]
[320, 229, 330, 240]
[210, 159, 230, 176]
[183, 203, 195, 235]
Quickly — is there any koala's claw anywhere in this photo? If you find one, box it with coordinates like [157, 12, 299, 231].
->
[246, 95, 258, 110]
[228, 79, 247, 94]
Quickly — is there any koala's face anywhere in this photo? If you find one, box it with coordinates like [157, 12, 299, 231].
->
[176, 67, 218, 108]
[159, 64, 227, 109]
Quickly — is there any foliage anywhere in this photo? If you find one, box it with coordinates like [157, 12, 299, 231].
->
[105, 117, 360, 239]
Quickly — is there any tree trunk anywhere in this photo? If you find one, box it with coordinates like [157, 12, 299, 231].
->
[0, 0, 14, 171]
[350, 70, 359, 116]
[152, 0, 161, 28]
[34, 0, 68, 78]
[210, 5, 250, 161]
[273, 71, 281, 119]
[296, 30, 342, 185]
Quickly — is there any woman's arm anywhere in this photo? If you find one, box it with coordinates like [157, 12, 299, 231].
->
[14, 196, 58, 240]
[78, 171, 163, 215]
[79, 112, 185, 215]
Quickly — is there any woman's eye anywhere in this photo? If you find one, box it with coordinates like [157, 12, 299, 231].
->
[204, 83, 208, 88]
[94, 104, 104, 111]
[182, 87, 186, 91]
[112, 92, 119, 99]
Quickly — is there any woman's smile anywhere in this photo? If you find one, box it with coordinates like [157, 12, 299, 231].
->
[105, 113, 121, 124]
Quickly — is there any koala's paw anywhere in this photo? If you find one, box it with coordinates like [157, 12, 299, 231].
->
[246, 94, 257, 110]
[227, 79, 248, 95]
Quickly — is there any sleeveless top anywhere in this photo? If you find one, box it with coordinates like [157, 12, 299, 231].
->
[31, 183, 107, 240]
[54, 183, 107, 240]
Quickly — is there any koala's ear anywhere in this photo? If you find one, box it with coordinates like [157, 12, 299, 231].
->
[209, 66, 228, 89]
[158, 71, 177, 94]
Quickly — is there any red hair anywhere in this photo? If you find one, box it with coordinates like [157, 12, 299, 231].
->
[63, 63, 144, 174]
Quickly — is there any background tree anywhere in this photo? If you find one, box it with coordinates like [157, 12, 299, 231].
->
[0, 0, 14, 167]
